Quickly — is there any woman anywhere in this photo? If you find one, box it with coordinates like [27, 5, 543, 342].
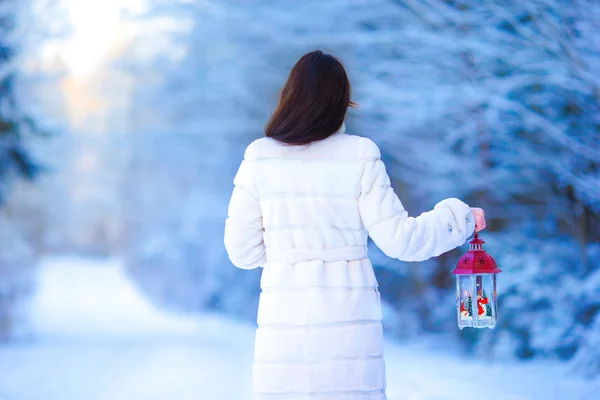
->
[224, 50, 484, 400]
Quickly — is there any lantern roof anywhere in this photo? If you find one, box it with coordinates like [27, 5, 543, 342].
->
[470, 235, 485, 245]
[452, 233, 501, 275]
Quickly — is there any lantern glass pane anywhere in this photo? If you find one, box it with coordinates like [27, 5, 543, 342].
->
[475, 274, 496, 329]
[456, 275, 474, 329]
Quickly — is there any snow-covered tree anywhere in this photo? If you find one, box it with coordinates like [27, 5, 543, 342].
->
[0, 0, 46, 340]
[0, 0, 42, 198]
[262, 0, 600, 362]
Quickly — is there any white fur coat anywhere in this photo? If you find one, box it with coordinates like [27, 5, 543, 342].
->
[224, 131, 475, 400]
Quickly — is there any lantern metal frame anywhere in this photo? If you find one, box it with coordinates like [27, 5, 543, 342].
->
[452, 233, 501, 330]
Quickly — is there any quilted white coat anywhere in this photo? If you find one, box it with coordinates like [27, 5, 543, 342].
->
[224, 129, 475, 400]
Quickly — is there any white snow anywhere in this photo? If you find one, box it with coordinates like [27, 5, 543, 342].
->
[0, 256, 597, 400]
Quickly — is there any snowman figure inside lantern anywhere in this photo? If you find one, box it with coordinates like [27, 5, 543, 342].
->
[452, 232, 501, 329]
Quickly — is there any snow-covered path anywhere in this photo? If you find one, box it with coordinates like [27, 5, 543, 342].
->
[0, 257, 256, 400]
[0, 257, 596, 400]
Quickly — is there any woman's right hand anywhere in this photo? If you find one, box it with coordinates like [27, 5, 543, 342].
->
[470, 207, 486, 232]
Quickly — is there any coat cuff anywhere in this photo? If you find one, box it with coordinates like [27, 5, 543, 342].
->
[434, 198, 475, 238]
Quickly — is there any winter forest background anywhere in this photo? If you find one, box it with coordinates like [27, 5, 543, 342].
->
[1, 0, 599, 398]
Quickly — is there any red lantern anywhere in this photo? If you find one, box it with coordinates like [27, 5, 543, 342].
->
[452, 232, 501, 329]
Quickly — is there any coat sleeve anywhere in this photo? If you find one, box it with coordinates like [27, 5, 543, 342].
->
[358, 147, 475, 262]
[224, 159, 266, 269]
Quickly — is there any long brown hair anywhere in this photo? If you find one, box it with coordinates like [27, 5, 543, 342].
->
[265, 50, 356, 145]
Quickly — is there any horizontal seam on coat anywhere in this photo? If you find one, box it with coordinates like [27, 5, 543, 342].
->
[257, 319, 381, 330]
[259, 194, 359, 201]
[264, 225, 364, 232]
[254, 354, 384, 366]
[246, 156, 380, 162]
[253, 389, 385, 398]
[260, 286, 379, 293]
[265, 245, 366, 251]
[265, 258, 368, 264]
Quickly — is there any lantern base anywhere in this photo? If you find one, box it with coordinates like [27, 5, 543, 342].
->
[458, 324, 496, 330]
[460, 315, 492, 321]
[457, 315, 496, 329]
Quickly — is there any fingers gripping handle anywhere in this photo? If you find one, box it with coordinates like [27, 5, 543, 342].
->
[470, 207, 486, 233]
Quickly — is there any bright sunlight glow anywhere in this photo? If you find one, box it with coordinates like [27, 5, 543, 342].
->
[58, 0, 146, 77]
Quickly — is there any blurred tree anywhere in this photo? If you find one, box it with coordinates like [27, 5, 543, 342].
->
[0, 0, 42, 203]
[0, 0, 45, 340]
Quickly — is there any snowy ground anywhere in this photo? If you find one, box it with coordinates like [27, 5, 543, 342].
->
[0, 257, 597, 400]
